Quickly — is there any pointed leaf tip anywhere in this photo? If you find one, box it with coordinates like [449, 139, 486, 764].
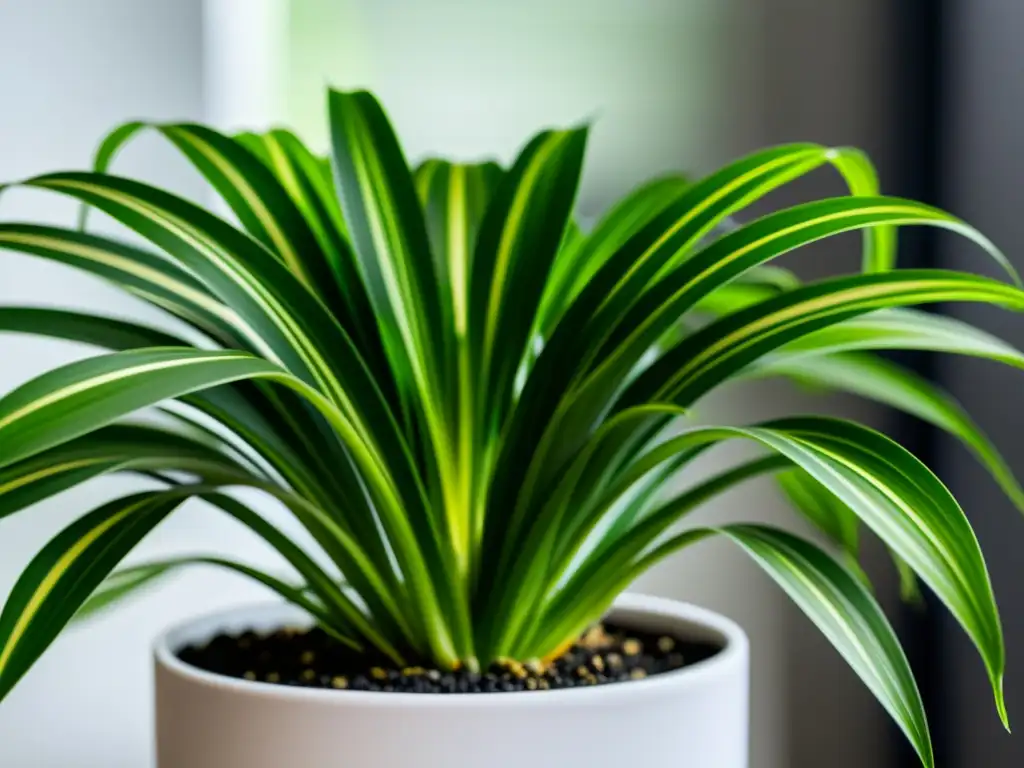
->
[996, 675, 1011, 732]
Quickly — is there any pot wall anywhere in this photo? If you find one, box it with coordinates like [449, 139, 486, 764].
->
[155, 594, 749, 768]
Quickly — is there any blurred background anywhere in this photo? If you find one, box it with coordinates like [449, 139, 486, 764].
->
[0, 0, 1021, 765]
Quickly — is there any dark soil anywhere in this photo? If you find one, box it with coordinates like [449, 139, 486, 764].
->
[177, 622, 721, 694]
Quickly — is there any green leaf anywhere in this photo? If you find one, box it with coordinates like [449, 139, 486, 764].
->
[4, 91, 1023, 759]
[0, 348, 288, 470]
[327, 94, 471, 657]
[0, 490, 185, 700]
[203, 491, 409, 659]
[75, 554, 364, 651]
[76, 120, 146, 229]
[0, 423, 254, 520]
[0, 344, 416, 649]
[142, 124, 393, 396]
[529, 203, 1010, 543]
[13, 171, 408, 457]
[538, 521, 933, 767]
[533, 415, 1007, 729]
[772, 307, 1024, 368]
[541, 455, 789, 637]
[623, 270, 1024, 411]
[9, 171, 456, 661]
[775, 466, 882, 591]
[778, 466, 860, 556]
[0, 224, 240, 345]
[753, 352, 1024, 512]
[236, 129, 386, 361]
[470, 126, 588, 424]
[537, 173, 690, 336]
[327, 89, 444, 415]
[0, 300, 399, 553]
[414, 159, 504, 556]
[0, 306, 190, 349]
[720, 525, 932, 767]
[760, 417, 1008, 724]
[487, 168, 975, 586]
[415, 159, 503, 337]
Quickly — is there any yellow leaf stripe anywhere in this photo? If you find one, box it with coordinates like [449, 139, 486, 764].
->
[481, 132, 569, 368]
[166, 128, 312, 286]
[343, 112, 437, 403]
[0, 355, 245, 431]
[599, 149, 824, 307]
[0, 231, 243, 331]
[735, 532, 927, 752]
[0, 500, 141, 675]
[0, 459, 106, 494]
[448, 164, 470, 336]
[601, 204, 972, 386]
[658, 278, 1023, 398]
[31, 179, 361, 418]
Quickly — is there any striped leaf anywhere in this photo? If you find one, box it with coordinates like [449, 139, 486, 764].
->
[97, 123, 393, 392]
[773, 306, 1024, 367]
[777, 466, 917, 600]
[327, 95, 471, 655]
[537, 173, 690, 335]
[533, 455, 788, 645]
[535, 202, 1009, 519]
[720, 526, 932, 767]
[9, 173, 455, 660]
[0, 491, 185, 700]
[73, 560, 178, 623]
[3, 89, 1023, 761]
[0, 302, 399, 552]
[0, 348, 293, 470]
[526, 416, 1007, 727]
[623, 270, 1024, 410]
[778, 466, 860, 556]
[327, 90, 444, 416]
[470, 127, 588, 428]
[200, 492, 406, 658]
[235, 129, 383, 355]
[0, 424, 254, 519]
[484, 162, 974, 587]
[0, 224, 241, 344]
[536, 521, 932, 767]
[759, 417, 1007, 722]
[414, 159, 504, 554]
[753, 352, 1024, 511]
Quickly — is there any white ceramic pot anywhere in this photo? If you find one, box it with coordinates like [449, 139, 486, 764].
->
[155, 593, 750, 768]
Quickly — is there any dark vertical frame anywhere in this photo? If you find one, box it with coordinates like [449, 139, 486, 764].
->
[888, 1, 949, 766]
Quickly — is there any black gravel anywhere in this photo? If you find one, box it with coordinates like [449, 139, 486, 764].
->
[177, 622, 721, 693]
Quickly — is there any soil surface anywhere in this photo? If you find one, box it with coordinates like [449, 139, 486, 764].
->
[177, 622, 721, 693]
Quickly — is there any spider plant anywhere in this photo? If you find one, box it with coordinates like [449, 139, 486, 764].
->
[0, 88, 1021, 767]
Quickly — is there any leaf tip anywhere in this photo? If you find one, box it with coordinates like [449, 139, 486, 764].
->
[996, 676, 1011, 732]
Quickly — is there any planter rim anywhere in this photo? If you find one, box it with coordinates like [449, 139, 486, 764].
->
[154, 593, 747, 708]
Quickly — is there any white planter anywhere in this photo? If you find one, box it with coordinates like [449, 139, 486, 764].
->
[154, 594, 750, 768]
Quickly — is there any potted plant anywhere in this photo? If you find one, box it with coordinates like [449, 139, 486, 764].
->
[0, 89, 1020, 768]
